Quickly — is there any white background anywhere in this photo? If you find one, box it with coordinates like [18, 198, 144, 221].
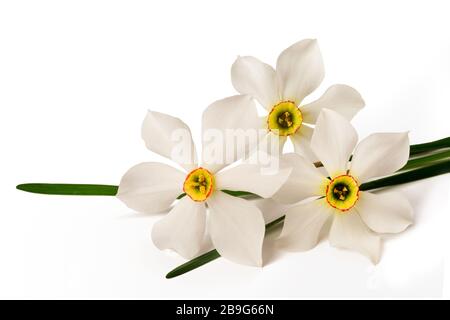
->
[1, 0, 449, 299]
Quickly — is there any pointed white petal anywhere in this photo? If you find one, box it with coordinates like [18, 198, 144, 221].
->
[117, 162, 184, 214]
[272, 153, 326, 204]
[207, 192, 265, 266]
[151, 197, 206, 259]
[231, 56, 279, 110]
[290, 125, 318, 162]
[311, 109, 358, 177]
[256, 131, 287, 156]
[201, 95, 260, 173]
[215, 163, 291, 198]
[356, 191, 413, 234]
[276, 39, 324, 104]
[329, 212, 381, 264]
[251, 197, 289, 224]
[301, 84, 365, 124]
[278, 199, 332, 251]
[142, 111, 197, 172]
[350, 132, 409, 183]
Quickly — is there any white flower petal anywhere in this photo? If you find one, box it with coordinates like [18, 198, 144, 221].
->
[311, 109, 358, 177]
[290, 125, 318, 162]
[215, 163, 291, 198]
[151, 197, 206, 259]
[276, 39, 325, 104]
[272, 153, 326, 204]
[251, 197, 289, 224]
[207, 192, 265, 266]
[142, 111, 197, 172]
[278, 199, 332, 251]
[356, 191, 413, 234]
[231, 56, 279, 110]
[117, 162, 185, 214]
[201, 95, 260, 173]
[329, 212, 381, 264]
[301, 84, 365, 124]
[350, 132, 409, 183]
[257, 131, 287, 156]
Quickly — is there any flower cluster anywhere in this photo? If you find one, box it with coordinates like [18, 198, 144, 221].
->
[117, 39, 414, 267]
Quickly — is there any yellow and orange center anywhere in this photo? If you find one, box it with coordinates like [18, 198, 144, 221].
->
[267, 101, 303, 136]
[183, 167, 214, 202]
[325, 175, 359, 212]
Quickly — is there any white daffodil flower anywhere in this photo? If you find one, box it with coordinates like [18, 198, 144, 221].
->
[117, 95, 291, 267]
[275, 108, 413, 263]
[229, 39, 365, 158]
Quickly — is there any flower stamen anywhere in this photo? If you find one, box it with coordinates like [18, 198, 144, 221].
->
[183, 167, 214, 202]
[278, 111, 294, 128]
[267, 101, 302, 136]
[325, 175, 359, 212]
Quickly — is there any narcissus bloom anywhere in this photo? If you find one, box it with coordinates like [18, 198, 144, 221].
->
[117, 95, 291, 266]
[276, 109, 413, 263]
[229, 39, 365, 158]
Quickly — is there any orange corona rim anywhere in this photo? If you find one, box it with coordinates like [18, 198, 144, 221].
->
[325, 175, 360, 212]
[267, 101, 303, 136]
[183, 167, 214, 202]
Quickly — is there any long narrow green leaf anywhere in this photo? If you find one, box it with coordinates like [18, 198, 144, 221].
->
[16, 137, 450, 196]
[409, 137, 450, 156]
[18, 148, 448, 197]
[16, 183, 118, 196]
[166, 251, 220, 279]
[360, 159, 450, 191]
[166, 160, 450, 279]
[400, 149, 450, 171]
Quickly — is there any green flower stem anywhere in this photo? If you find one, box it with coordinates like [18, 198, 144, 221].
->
[409, 137, 450, 156]
[400, 149, 450, 171]
[166, 160, 450, 279]
[359, 159, 450, 191]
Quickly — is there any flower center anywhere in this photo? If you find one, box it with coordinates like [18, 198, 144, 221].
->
[267, 101, 303, 136]
[325, 175, 359, 212]
[183, 167, 214, 202]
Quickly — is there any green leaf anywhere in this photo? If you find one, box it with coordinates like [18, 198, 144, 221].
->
[16, 137, 449, 196]
[166, 250, 220, 279]
[16, 183, 118, 196]
[400, 149, 450, 171]
[166, 160, 450, 279]
[409, 137, 450, 156]
[360, 159, 450, 191]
